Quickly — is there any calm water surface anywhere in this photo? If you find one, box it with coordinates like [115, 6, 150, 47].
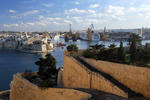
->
[0, 40, 150, 91]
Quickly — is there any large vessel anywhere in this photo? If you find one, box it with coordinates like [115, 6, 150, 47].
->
[78, 24, 100, 41]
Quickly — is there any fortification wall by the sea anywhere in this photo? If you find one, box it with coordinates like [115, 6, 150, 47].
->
[63, 54, 128, 98]
[3, 40, 19, 49]
[10, 73, 91, 100]
[82, 57, 150, 99]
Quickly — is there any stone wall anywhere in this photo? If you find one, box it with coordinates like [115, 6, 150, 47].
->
[0, 41, 3, 48]
[63, 55, 128, 98]
[0, 90, 10, 100]
[57, 68, 63, 87]
[82, 57, 150, 99]
[3, 40, 19, 49]
[10, 73, 91, 100]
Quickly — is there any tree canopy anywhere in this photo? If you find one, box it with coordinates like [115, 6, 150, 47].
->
[129, 34, 141, 62]
[35, 54, 57, 80]
[118, 41, 125, 61]
[109, 44, 116, 49]
[128, 34, 141, 46]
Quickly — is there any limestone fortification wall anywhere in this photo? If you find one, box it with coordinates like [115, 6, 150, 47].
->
[82, 57, 150, 99]
[3, 40, 19, 49]
[63, 55, 128, 98]
[0, 41, 3, 48]
[10, 73, 91, 100]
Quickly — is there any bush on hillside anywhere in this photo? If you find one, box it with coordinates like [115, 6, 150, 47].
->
[67, 44, 78, 56]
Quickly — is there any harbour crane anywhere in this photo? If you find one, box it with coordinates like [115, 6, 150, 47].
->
[90, 24, 94, 34]
[87, 24, 95, 41]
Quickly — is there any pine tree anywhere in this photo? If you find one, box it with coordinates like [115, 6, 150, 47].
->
[130, 36, 137, 62]
[35, 54, 57, 80]
[118, 41, 125, 62]
[129, 34, 142, 63]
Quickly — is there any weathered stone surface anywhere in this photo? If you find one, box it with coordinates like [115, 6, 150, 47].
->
[10, 73, 91, 100]
[0, 90, 10, 100]
[3, 40, 19, 49]
[82, 57, 150, 99]
[63, 55, 128, 98]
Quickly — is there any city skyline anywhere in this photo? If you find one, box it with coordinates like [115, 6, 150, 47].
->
[0, 0, 150, 31]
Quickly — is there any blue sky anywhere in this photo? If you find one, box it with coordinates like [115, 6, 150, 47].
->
[0, 0, 150, 31]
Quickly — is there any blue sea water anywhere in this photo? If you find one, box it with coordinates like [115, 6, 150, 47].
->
[0, 49, 40, 91]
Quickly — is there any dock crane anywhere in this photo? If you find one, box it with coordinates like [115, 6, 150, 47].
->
[87, 24, 95, 41]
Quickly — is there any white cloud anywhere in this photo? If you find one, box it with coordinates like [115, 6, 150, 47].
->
[26, 22, 35, 26]
[36, 22, 46, 26]
[85, 19, 101, 24]
[72, 17, 83, 23]
[140, 4, 150, 12]
[64, 20, 72, 24]
[89, 4, 99, 8]
[88, 10, 96, 14]
[32, 16, 63, 27]
[107, 5, 125, 16]
[128, 7, 138, 13]
[127, 4, 150, 18]
[145, 12, 150, 18]
[86, 5, 126, 21]
[9, 9, 16, 13]
[47, 17, 62, 21]
[66, 16, 70, 19]
[11, 10, 39, 18]
[5, 3, 150, 31]
[52, 22, 62, 25]
[23, 10, 39, 16]
[72, 16, 81, 19]
[39, 16, 62, 21]
[65, 8, 86, 14]
[128, 4, 150, 13]
[3, 24, 18, 27]
[74, 1, 80, 5]
[39, 15, 45, 19]
[42, 3, 53, 8]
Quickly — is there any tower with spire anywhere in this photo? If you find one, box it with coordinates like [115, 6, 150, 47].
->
[69, 24, 72, 34]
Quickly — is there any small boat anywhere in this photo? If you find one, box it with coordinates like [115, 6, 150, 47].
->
[56, 42, 66, 47]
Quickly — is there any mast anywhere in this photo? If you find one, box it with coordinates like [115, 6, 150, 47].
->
[69, 24, 72, 34]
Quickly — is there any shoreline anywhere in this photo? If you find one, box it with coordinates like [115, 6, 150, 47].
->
[0, 90, 10, 100]
[0, 90, 10, 94]
[0, 48, 54, 54]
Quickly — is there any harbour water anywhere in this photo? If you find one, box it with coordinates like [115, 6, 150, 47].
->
[0, 40, 150, 91]
[0, 49, 40, 91]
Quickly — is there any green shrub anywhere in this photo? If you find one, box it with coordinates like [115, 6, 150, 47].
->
[22, 70, 37, 82]
[39, 80, 56, 88]
[124, 54, 131, 64]
[82, 49, 97, 59]
[118, 41, 125, 62]
[109, 44, 116, 49]
[35, 54, 57, 80]
[67, 44, 78, 56]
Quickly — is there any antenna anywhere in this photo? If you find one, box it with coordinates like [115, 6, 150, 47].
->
[69, 24, 72, 34]
[104, 26, 106, 33]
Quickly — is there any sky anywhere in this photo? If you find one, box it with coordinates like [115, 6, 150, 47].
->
[0, 0, 150, 32]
